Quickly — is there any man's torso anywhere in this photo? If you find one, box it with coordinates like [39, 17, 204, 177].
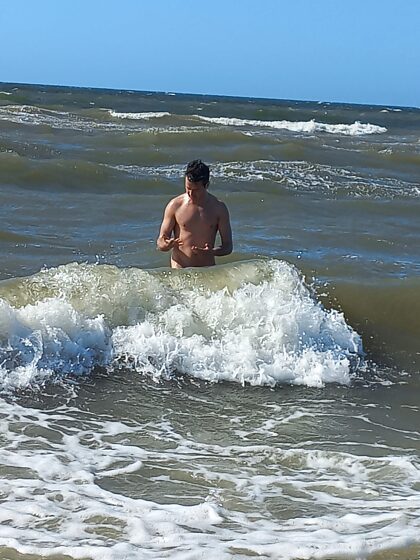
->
[171, 194, 220, 268]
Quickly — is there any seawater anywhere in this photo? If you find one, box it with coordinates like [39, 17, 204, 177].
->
[0, 83, 419, 559]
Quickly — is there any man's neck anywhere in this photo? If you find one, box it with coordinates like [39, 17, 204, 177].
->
[186, 192, 208, 206]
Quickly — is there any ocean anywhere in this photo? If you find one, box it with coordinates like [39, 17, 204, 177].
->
[0, 82, 419, 559]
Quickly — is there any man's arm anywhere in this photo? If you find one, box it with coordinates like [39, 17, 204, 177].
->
[213, 203, 233, 256]
[157, 200, 182, 252]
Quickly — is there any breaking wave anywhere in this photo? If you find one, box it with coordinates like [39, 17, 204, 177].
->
[194, 115, 387, 135]
[108, 110, 171, 119]
[0, 259, 362, 392]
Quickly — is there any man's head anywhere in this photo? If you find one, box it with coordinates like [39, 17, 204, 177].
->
[185, 159, 210, 186]
[184, 159, 210, 202]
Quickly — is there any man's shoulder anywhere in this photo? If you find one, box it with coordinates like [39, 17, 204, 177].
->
[166, 194, 185, 211]
[209, 194, 229, 214]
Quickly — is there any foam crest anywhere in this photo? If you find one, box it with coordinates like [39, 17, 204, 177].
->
[0, 298, 111, 390]
[108, 110, 170, 119]
[0, 260, 362, 390]
[0, 105, 133, 132]
[0, 104, 68, 116]
[0, 104, 104, 131]
[109, 160, 420, 198]
[195, 115, 387, 135]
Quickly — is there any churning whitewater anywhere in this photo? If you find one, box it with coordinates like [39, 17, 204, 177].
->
[0, 259, 362, 392]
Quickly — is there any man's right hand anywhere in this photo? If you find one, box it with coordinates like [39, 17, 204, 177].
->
[158, 236, 183, 252]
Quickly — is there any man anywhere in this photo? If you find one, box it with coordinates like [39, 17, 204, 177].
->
[157, 160, 233, 268]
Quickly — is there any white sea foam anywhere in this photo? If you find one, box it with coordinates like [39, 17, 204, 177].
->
[110, 160, 420, 198]
[0, 104, 183, 133]
[194, 115, 387, 135]
[0, 105, 145, 132]
[0, 398, 420, 559]
[0, 259, 362, 391]
[0, 104, 69, 116]
[0, 298, 111, 390]
[108, 110, 171, 120]
[0, 104, 118, 131]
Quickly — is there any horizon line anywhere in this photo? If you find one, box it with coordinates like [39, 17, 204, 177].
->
[1, 80, 418, 111]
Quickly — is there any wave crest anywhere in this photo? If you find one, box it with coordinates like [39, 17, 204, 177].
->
[108, 110, 171, 120]
[0, 260, 363, 391]
[194, 115, 387, 135]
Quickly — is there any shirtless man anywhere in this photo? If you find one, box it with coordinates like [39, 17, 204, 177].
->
[157, 160, 233, 268]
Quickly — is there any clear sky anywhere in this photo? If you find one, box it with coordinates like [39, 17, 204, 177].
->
[1, 0, 419, 107]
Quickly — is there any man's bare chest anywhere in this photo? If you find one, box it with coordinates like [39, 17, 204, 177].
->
[176, 205, 218, 231]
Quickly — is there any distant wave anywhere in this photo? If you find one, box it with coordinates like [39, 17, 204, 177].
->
[0, 104, 69, 117]
[109, 160, 420, 199]
[0, 104, 89, 130]
[0, 104, 136, 132]
[108, 110, 171, 120]
[194, 115, 387, 135]
[0, 105, 171, 130]
[0, 104, 387, 136]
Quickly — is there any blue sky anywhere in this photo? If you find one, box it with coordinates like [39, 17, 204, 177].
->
[1, 0, 419, 107]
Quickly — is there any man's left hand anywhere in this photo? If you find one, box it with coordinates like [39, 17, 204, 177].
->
[191, 243, 212, 254]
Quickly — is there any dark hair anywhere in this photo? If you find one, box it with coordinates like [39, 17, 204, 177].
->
[185, 159, 210, 185]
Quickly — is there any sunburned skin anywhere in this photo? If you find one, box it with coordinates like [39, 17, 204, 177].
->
[157, 177, 233, 268]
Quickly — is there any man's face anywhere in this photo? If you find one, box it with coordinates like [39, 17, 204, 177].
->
[185, 177, 208, 203]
